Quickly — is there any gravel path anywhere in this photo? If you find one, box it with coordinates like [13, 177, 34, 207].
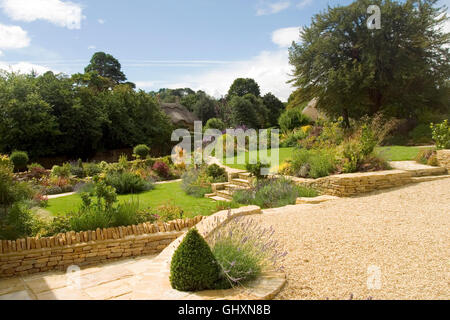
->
[253, 179, 450, 300]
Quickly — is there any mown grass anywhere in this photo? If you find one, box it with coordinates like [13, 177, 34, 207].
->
[376, 146, 433, 161]
[46, 181, 233, 218]
[221, 147, 294, 171]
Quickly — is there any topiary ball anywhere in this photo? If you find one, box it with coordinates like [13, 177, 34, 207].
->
[133, 144, 150, 159]
[10, 151, 29, 171]
[170, 228, 222, 292]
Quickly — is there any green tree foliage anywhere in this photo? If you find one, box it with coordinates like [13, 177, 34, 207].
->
[263, 92, 285, 127]
[228, 78, 261, 97]
[278, 107, 311, 133]
[85, 52, 127, 84]
[0, 70, 173, 160]
[10, 151, 29, 171]
[204, 118, 226, 132]
[289, 0, 450, 125]
[170, 228, 222, 291]
[229, 94, 268, 129]
[193, 92, 217, 124]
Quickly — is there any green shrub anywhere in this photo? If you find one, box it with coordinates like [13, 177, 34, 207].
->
[111, 201, 141, 227]
[415, 149, 436, 165]
[431, 120, 450, 150]
[278, 107, 310, 134]
[10, 151, 29, 171]
[133, 144, 150, 159]
[409, 123, 432, 144]
[280, 129, 309, 147]
[51, 163, 72, 178]
[245, 161, 271, 180]
[181, 168, 212, 198]
[105, 172, 154, 195]
[204, 118, 226, 132]
[233, 177, 318, 208]
[206, 164, 226, 181]
[170, 228, 222, 292]
[153, 202, 184, 222]
[291, 149, 336, 178]
[83, 162, 102, 177]
[0, 202, 41, 240]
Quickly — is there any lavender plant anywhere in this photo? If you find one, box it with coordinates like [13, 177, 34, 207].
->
[207, 215, 287, 288]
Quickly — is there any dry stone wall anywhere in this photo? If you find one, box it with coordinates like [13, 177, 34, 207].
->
[0, 216, 204, 278]
[437, 150, 450, 172]
[286, 170, 413, 197]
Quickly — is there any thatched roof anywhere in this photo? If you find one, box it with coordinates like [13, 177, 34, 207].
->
[302, 98, 327, 121]
[160, 102, 198, 129]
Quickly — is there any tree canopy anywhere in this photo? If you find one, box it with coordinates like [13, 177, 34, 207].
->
[289, 0, 450, 125]
[228, 78, 261, 97]
[85, 52, 127, 84]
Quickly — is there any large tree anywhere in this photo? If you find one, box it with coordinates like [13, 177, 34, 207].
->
[192, 92, 217, 124]
[289, 0, 450, 126]
[85, 52, 127, 84]
[230, 94, 268, 129]
[263, 92, 285, 127]
[228, 78, 261, 98]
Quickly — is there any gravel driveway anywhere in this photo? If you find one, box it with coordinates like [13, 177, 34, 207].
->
[252, 179, 450, 300]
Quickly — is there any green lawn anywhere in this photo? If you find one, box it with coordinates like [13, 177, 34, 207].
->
[46, 181, 226, 218]
[376, 146, 432, 161]
[218, 145, 432, 170]
[222, 147, 294, 171]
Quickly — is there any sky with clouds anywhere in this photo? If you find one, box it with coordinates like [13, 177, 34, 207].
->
[0, 0, 448, 101]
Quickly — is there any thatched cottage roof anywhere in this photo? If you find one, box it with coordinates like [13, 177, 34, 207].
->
[302, 98, 327, 121]
[160, 102, 198, 129]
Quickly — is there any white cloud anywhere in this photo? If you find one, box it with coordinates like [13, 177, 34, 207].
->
[296, 0, 312, 9]
[0, 24, 30, 50]
[256, 1, 291, 16]
[136, 50, 294, 101]
[88, 45, 96, 50]
[0, 0, 84, 30]
[98, 19, 105, 24]
[272, 26, 301, 48]
[0, 61, 54, 74]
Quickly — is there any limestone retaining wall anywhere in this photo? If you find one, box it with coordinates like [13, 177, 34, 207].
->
[286, 170, 413, 197]
[0, 216, 204, 278]
[437, 150, 450, 172]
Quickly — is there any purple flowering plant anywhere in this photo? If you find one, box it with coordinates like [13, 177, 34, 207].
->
[206, 213, 287, 287]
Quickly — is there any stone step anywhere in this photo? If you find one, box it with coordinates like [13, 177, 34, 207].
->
[231, 178, 252, 187]
[225, 184, 250, 192]
[216, 189, 234, 200]
[389, 161, 448, 177]
[410, 167, 447, 177]
[209, 196, 232, 202]
[238, 172, 252, 180]
[411, 175, 450, 183]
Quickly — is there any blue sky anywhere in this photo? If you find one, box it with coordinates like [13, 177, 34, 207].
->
[0, 0, 448, 100]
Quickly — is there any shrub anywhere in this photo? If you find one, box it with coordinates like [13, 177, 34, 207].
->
[152, 161, 170, 178]
[206, 164, 226, 181]
[415, 149, 437, 165]
[27, 163, 48, 180]
[0, 155, 12, 169]
[51, 163, 72, 178]
[153, 202, 184, 222]
[208, 216, 287, 288]
[111, 201, 141, 227]
[0, 202, 43, 240]
[233, 178, 318, 208]
[204, 118, 226, 132]
[133, 144, 150, 159]
[280, 129, 309, 148]
[245, 161, 271, 180]
[170, 228, 222, 292]
[10, 151, 29, 171]
[409, 123, 432, 144]
[291, 149, 336, 178]
[105, 172, 154, 195]
[278, 107, 310, 134]
[431, 120, 450, 150]
[181, 167, 212, 198]
[83, 162, 103, 177]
